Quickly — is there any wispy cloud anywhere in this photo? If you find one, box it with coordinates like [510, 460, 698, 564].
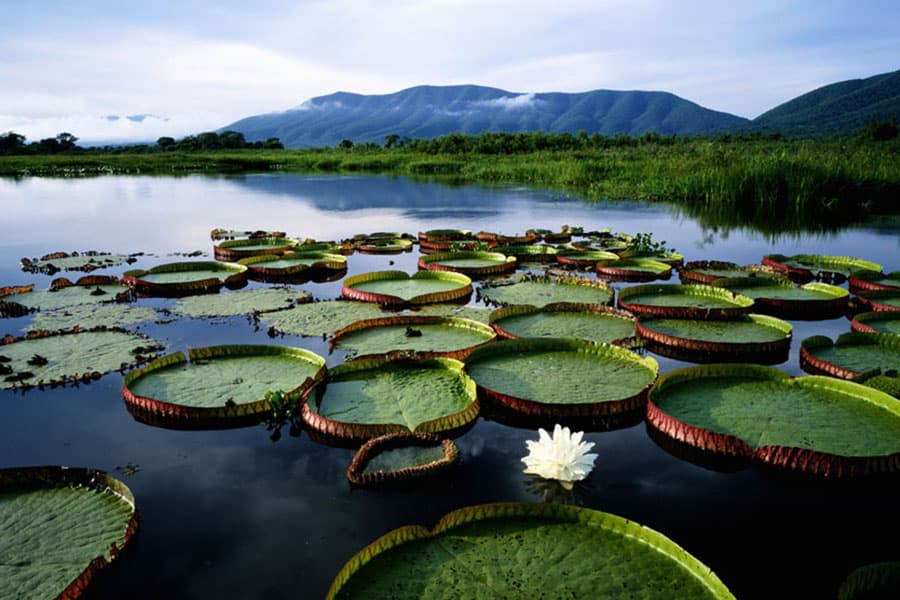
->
[474, 93, 541, 110]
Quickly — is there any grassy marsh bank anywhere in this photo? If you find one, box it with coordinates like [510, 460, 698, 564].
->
[2, 136, 898, 233]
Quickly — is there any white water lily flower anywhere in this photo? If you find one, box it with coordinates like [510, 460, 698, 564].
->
[521, 424, 598, 490]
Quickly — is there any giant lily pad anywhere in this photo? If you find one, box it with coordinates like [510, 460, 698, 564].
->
[479, 274, 613, 308]
[851, 311, 900, 335]
[848, 270, 900, 294]
[636, 314, 792, 364]
[554, 249, 619, 268]
[418, 229, 473, 243]
[712, 276, 849, 320]
[346, 432, 460, 488]
[20, 251, 133, 275]
[357, 238, 414, 254]
[464, 337, 658, 419]
[475, 231, 538, 244]
[301, 356, 478, 442]
[489, 303, 638, 347]
[171, 286, 312, 318]
[3, 278, 130, 312]
[237, 251, 347, 281]
[122, 261, 248, 296]
[0, 466, 138, 600]
[678, 261, 776, 285]
[761, 254, 882, 284]
[617, 284, 754, 320]
[330, 315, 496, 360]
[417, 251, 516, 277]
[28, 303, 158, 332]
[838, 561, 900, 600]
[647, 364, 900, 477]
[854, 289, 900, 312]
[489, 244, 557, 263]
[213, 237, 297, 261]
[210, 228, 286, 241]
[342, 270, 473, 307]
[123, 345, 326, 427]
[596, 258, 673, 282]
[327, 502, 734, 600]
[617, 249, 685, 267]
[1, 328, 162, 391]
[800, 333, 900, 380]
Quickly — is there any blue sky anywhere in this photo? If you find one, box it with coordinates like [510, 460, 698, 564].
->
[2, 0, 898, 143]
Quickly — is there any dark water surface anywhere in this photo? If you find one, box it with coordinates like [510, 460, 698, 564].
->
[1, 173, 898, 600]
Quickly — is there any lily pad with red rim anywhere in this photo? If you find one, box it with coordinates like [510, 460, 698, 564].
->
[342, 270, 473, 307]
[489, 244, 557, 263]
[0, 466, 139, 600]
[678, 261, 776, 285]
[356, 238, 414, 254]
[20, 251, 133, 275]
[636, 314, 792, 364]
[237, 251, 347, 281]
[617, 284, 754, 320]
[647, 363, 900, 478]
[596, 258, 673, 282]
[489, 302, 639, 347]
[761, 254, 882, 284]
[122, 344, 326, 428]
[345, 432, 460, 488]
[301, 356, 478, 442]
[851, 311, 900, 335]
[122, 261, 248, 297]
[327, 501, 735, 600]
[329, 315, 496, 360]
[854, 289, 900, 312]
[712, 276, 849, 320]
[617, 249, 685, 267]
[213, 237, 297, 261]
[848, 270, 900, 294]
[417, 251, 516, 277]
[3, 278, 131, 311]
[464, 337, 658, 420]
[554, 249, 619, 268]
[479, 274, 613, 308]
[799, 332, 900, 380]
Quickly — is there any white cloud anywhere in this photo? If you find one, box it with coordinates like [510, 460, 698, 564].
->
[474, 93, 540, 110]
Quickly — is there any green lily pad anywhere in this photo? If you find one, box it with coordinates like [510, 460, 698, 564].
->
[123, 345, 326, 426]
[418, 229, 473, 242]
[480, 274, 613, 308]
[475, 231, 538, 244]
[5, 282, 130, 312]
[20, 251, 132, 275]
[213, 237, 297, 261]
[0, 466, 138, 600]
[327, 502, 734, 600]
[342, 271, 473, 307]
[554, 249, 619, 267]
[647, 364, 900, 477]
[330, 316, 496, 360]
[838, 561, 900, 600]
[800, 332, 900, 379]
[596, 258, 673, 282]
[855, 289, 900, 312]
[464, 337, 658, 419]
[1, 328, 162, 390]
[712, 276, 848, 320]
[346, 432, 460, 488]
[237, 251, 347, 280]
[210, 228, 286, 241]
[618, 249, 685, 267]
[762, 254, 882, 283]
[489, 303, 638, 347]
[418, 251, 516, 277]
[678, 261, 776, 285]
[353, 231, 413, 241]
[848, 270, 900, 294]
[636, 314, 792, 364]
[851, 311, 900, 335]
[28, 303, 158, 332]
[302, 356, 478, 442]
[172, 286, 311, 318]
[123, 261, 247, 296]
[617, 284, 754, 319]
[490, 244, 558, 262]
[357, 238, 414, 253]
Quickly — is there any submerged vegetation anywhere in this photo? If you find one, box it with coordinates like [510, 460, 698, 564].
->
[1, 129, 899, 234]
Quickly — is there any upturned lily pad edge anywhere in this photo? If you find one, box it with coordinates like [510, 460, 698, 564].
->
[345, 432, 460, 488]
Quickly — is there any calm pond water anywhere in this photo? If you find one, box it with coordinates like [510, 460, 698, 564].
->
[1, 173, 898, 600]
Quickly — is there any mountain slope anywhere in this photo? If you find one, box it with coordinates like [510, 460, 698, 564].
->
[750, 70, 900, 136]
[221, 85, 749, 147]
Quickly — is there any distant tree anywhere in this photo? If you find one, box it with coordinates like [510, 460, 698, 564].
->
[195, 132, 222, 150]
[262, 137, 284, 149]
[218, 130, 247, 149]
[338, 139, 354, 150]
[156, 136, 176, 150]
[0, 131, 26, 154]
[55, 132, 79, 151]
[384, 134, 399, 148]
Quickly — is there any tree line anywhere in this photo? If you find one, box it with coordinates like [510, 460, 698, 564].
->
[0, 130, 284, 155]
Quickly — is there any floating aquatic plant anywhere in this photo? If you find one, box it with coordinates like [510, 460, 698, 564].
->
[522, 424, 598, 489]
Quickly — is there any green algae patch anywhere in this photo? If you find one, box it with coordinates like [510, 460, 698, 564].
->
[1, 328, 162, 391]
[346, 432, 460, 488]
[172, 286, 311, 318]
[123, 345, 325, 426]
[800, 333, 900, 379]
[330, 316, 496, 360]
[342, 271, 473, 307]
[0, 466, 138, 600]
[28, 303, 158, 332]
[617, 284, 753, 320]
[480, 274, 613, 308]
[489, 303, 638, 347]
[327, 502, 735, 600]
[851, 311, 900, 335]
[464, 337, 657, 419]
[647, 364, 900, 476]
[302, 356, 478, 442]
